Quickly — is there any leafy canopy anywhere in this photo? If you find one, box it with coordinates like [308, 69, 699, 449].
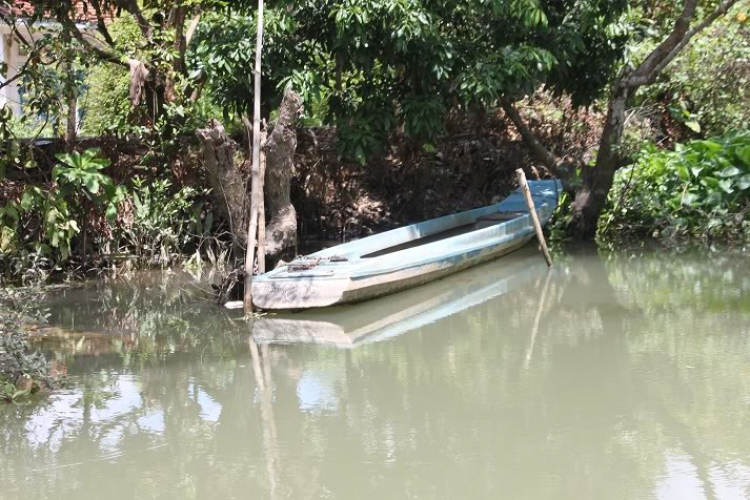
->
[193, 0, 630, 162]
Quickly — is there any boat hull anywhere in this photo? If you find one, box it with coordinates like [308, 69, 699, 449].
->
[252, 248, 547, 348]
[337, 233, 533, 305]
[252, 180, 559, 310]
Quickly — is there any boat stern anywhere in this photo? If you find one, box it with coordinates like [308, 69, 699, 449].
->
[251, 263, 354, 310]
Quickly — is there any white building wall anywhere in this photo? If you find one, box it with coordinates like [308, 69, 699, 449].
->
[1, 32, 23, 116]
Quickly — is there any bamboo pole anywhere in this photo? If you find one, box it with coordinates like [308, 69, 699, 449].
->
[515, 169, 553, 267]
[524, 270, 553, 369]
[258, 130, 267, 274]
[244, 0, 265, 314]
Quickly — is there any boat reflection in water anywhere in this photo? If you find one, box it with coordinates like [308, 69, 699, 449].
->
[252, 246, 549, 348]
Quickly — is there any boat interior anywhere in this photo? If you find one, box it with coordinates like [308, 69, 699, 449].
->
[361, 211, 526, 259]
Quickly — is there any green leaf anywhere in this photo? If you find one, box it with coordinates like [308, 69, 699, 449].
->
[20, 190, 37, 210]
[708, 218, 724, 229]
[133, 192, 143, 211]
[106, 203, 118, 222]
[737, 146, 750, 167]
[85, 176, 100, 194]
[700, 140, 723, 153]
[13, 389, 30, 399]
[686, 121, 701, 133]
[51, 165, 63, 182]
[46, 208, 59, 224]
[354, 145, 366, 166]
[681, 193, 700, 206]
[3, 204, 19, 223]
[718, 179, 734, 194]
[718, 166, 741, 178]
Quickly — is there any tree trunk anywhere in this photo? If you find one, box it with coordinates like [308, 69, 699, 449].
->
[196, 120, 249, 260]
[569, 84, 630, 239]
[264, 88, 302, 259]
[65, 68, 77, 147]
[502, 0, 738, 241]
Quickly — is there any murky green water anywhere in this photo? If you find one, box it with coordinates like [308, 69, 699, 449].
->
[2, 247, 750, 500]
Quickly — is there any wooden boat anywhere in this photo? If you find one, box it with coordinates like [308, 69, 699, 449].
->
[252, 248, 547, 348]
[252, 180, 560, 310]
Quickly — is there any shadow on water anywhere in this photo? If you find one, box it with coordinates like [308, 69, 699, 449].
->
[1, 247, 750, 499]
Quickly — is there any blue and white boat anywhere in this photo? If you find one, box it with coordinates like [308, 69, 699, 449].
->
[251, 180, 560, 310]
[251, 247, 548, 347]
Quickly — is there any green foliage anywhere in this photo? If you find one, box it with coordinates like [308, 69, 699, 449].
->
[602, 131, 750, 244]
[0, 149, 120, 279]
[80, 16, 140, 136]
[636, 12, 750, 138]
[1, 15, 88, 139]
[53, 150, 115, 201]
[118, 178, 201, 267]
[193, 0, 629, 162]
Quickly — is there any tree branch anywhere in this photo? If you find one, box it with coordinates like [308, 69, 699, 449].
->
[0, 58, 31, 91]
[90, 0, 116, 47]
[65, 20, 128, 67]
[185, 13, 202, 48]
[0, 14, 34, 50]
[626, 0, 698, 84]
[624, 0, 740, 87]
[187, 70, 208, 103]
[501, 100, 566, 175]
[112, 0, 152, 39]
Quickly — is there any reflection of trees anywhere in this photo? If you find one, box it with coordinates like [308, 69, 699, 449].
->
[610, 251, 750, 500]
[34, 270, 247, 375]
[263, 248, 750, 498]
[3, 251, 750, 498]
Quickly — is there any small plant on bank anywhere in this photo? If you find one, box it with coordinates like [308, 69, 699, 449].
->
[0, 149, 122, 282]
[117, 177, 200, 267]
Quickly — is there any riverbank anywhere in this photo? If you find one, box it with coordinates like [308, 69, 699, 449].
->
[3, 121, 749, 286]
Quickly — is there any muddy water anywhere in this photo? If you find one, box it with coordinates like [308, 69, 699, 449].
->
[2, 247, 750, 500]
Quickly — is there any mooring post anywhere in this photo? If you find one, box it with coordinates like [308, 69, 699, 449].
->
[515, 169, 553, 267]
[244, 0, 265, 315]
[258, 130, 268, 274]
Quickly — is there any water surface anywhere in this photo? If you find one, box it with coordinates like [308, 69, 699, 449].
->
[2, 247, 750, 500]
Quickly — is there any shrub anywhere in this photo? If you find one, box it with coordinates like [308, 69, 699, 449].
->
[0, 149, 121, 281]
[602, 131, 750, 245]
[115, 178, 202, 267]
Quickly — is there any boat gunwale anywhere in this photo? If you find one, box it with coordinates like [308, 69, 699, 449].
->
[260, 210, 539, 282]
[349, 211, 546, 279]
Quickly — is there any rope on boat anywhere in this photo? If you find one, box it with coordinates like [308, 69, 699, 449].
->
[287, 255, 348, 272]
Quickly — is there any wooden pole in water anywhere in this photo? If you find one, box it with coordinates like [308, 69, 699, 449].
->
[516, 169, 553, 268]
[258, 130, 268, 274]
[244, 0, 265, 314]
[525, 270, 553, 369]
